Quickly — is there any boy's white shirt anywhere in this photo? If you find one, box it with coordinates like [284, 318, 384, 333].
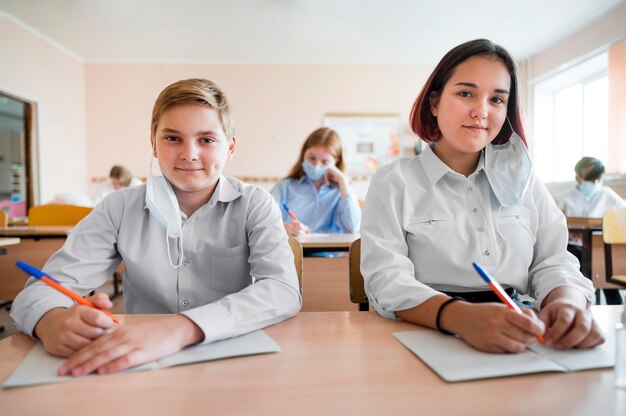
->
[11, 176, 301, 344]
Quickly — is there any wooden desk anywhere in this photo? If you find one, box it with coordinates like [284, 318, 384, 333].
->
[567, 217, 602, 281]
[0, 238, 20, 247]
[0, 238, 20, 256]
[0, 227, 72, 300]
[296, 234, 359, 312]
[0, 226, 73, 238]
[0, 307, 623, 415]
[296, 232, 359, 253]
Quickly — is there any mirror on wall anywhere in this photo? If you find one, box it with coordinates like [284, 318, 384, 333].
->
[0, 93, 33, 220]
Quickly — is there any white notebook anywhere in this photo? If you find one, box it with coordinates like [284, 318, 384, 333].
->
[393, 330, 615, 382]
[4, 330, 280, 389]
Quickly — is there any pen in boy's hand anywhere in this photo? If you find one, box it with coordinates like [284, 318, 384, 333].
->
[15, 260, 120, 324]
[472, 262, 545, 344]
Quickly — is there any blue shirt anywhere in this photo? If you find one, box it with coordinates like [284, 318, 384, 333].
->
[270, 177, 361, 233]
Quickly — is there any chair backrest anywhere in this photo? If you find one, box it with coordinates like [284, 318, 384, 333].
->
[602, 207, 626, 287]
[0, 209, 7, 228]
[28, 204, 93, 226]
[288, 236, 303, 292]
[349, 238, 369, 311]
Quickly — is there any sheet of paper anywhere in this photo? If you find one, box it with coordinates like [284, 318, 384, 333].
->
[393, 331, 566, 382]
[527, 331, 615, 371]
[4, 330, 280, 389]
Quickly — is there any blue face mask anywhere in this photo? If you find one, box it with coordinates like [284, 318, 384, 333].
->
[302, 160, 329, 181]
[146, 158, 184, 268]
[483, 132, 532, 208]
[578, 181, 601, 198]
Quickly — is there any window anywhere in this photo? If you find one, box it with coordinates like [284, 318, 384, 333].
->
[532, 53, 609, 183]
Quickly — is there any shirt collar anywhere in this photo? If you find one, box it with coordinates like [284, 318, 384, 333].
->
[420, 143, 485, 186]
[209, 175, 241, 207]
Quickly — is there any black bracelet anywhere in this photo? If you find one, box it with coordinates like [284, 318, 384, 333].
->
[435, 296, 463, 335]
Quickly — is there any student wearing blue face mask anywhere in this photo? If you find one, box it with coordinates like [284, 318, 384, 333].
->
[556, 157, 624, 218]
[270, 127, 361, 237]
[555, 156, 625, 304]
[361, 39, 604, 354]
[11, 79, 301, 376]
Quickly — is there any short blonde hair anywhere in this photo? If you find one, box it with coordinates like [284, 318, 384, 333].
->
[151, 78, 235, 141]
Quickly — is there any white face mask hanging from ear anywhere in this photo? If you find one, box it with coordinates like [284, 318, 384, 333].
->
[483, 130, 532, 208]
[145, 157, 184, 268]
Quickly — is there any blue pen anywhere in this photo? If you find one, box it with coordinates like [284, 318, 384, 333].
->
[282, 203, 300, 223]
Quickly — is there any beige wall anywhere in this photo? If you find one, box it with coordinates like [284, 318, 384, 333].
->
[528, 2, 626, 81]
[85, 64, 430, 191]
[0, 14, 87, 205]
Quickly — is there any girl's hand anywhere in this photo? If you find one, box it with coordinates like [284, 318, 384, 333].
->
[58, 314, 204, 376]
[442, 302, 546, 353]
[538, 302, 604, 349]
[284, 221, 309, 236]
[34, 293, 115, 357]
[323, 166, 349, 196]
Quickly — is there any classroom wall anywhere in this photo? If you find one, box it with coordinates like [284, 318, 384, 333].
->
[0, 13, 87, 205]
[528, 2, 626, 198]
[84, 64, 430, 190]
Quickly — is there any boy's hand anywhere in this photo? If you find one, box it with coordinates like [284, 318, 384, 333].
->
[34, 293, 115, 357]
[58, 314, 204, 376]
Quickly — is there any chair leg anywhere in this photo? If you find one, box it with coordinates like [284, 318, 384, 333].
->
[111, 272, 121, 299]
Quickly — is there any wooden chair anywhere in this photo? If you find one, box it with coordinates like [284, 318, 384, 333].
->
[349, 238, 369, 311]
[28, 204, 93, 226]
[288, 236, 303, 292]
[0, 209, 7, 228]
[603, 207, 626, 288]
[289, 236, 302, 293]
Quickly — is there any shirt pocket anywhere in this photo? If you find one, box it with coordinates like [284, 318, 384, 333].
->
[209, 244, 251, 293]
[494, 208, 530, 240]
[405, 215, 458, 242]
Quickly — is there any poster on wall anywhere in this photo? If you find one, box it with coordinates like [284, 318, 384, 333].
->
[323, 113, 400, 175]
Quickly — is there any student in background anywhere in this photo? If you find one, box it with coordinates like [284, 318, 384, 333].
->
[555, 156, 625, 305]
[11, 78, 301, 375]
[270, 127, 361, 236]
[92, 165, 143, 205]
[556, 157, 625, 217]
[361, 39, 604, 353]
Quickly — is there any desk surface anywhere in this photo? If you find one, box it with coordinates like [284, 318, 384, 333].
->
[0, 238, 20, 247]
[567, 216, 603, 230]
[0, 226, 73, 237]
[296, 232, 359, 249]
[1, 307, 623, 415]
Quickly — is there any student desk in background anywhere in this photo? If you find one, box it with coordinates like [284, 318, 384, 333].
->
[296, 233, 359, 312]
[0, 226, 72, 300]
[0, 238, 20, 254]
[566, 218, 624, 293]
[0, 307, 623, 415]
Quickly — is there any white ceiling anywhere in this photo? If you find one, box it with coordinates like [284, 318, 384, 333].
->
[1, 0, 624, 64]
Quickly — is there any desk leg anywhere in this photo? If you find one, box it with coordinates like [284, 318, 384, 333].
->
[580, 230, 592, 280]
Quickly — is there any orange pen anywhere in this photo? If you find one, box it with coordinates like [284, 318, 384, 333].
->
[16, 260, 120, 324]
[472, 262, 545, 344]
